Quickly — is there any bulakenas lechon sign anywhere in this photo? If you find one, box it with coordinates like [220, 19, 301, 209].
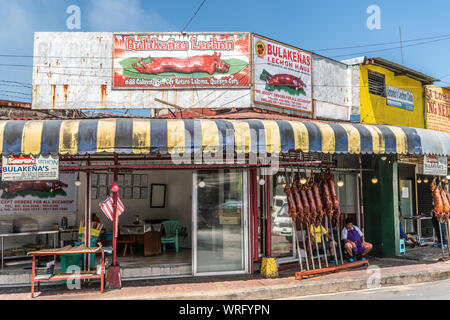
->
[252, 34, 312, 113]
[2, 155, 59, 181]
[113, 33, 250, 89]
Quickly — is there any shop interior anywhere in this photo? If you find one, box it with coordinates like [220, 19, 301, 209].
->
[87, 170, 194, 269]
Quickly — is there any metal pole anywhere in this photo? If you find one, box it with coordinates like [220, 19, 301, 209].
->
[293, 220, 303, 272]
[325, 215, 338, 265]
[335, 217, 344, 264]
[445, 219, 450, 257]
[438, 220, 446, 258]
[312, 220, 322, 269]
[306, 222, 315, 269]
[299, 222, 310, 270]
[320, 219, 329, 268]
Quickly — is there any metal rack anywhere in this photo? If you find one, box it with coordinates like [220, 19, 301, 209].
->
[0, 230, 58, 270]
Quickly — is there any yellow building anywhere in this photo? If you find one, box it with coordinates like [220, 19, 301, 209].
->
[358, 58, 437, 128]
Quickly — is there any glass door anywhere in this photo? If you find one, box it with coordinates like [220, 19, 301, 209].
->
[400, 179, 414, 233]
[193, 170, 248, 275]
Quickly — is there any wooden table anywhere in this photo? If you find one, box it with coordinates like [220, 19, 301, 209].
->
[28, 245, 105, 298]
[120, 231, 162, 256]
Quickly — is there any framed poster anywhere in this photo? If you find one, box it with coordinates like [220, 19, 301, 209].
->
[150, 184, 166, 208]
[124, 174, 132, 186]
[140, 187, 148, 199]
[98, 174, 107, 186]
[91, 173, 98, 186]
[133, 175, 141, 187]
[91, 187, 98, 199]
[98, 186, 107, 199]
[108, 173, 114, 186]
[124, 187, 132, 199]
[132, 187, 140, 199]
[141, 175, 148, 187]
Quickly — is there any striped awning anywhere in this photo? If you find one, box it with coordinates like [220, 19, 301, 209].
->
[0, 118, 449, 156]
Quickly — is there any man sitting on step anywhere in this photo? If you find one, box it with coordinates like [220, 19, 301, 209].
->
[341, 218, 372, 262]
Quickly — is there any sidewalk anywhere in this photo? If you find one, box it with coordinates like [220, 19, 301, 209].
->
[2, 255, 450, 300]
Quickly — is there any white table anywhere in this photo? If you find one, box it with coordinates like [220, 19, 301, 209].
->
[402, 216, 434, 242]
[0, 230, 58, 270]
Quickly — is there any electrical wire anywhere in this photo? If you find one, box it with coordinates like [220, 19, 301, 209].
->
[331, 36, 450, 59]
[181, 0, 207, 33]
[312, 33, 450, 52]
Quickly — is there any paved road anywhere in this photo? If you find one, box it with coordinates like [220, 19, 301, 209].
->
[284, 279, 450, 300]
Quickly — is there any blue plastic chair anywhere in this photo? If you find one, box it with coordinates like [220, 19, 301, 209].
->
[161, 220, 180, 253]
[399, 239, 406, 255]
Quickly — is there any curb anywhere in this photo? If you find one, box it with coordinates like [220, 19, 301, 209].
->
[98, 265, 450, 300]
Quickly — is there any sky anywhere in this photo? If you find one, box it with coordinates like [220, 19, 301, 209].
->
[1, 0, 449, 115]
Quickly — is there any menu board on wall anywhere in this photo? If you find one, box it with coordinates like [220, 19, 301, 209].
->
[253, 34, 312, 113]
[0, 173, 77, 214]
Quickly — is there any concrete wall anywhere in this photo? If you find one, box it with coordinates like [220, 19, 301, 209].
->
[311, 54, 357, 121]
[32, 32, 251, 110]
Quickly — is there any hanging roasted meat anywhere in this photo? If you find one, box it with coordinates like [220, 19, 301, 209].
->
[299, 183, 311, 223]
[306, 180, 318, 222]
[431, 177, 444, 220]
[284, 182, 297, 219]
[311, 174, 325, 222]
[326, 172, 341, 221]
[321, 175, 334, 219]
[440, 183, 450, 221]
[291, 182, 304, 222]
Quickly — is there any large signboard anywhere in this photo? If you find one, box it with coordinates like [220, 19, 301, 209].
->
[425, 85, 450, 134]
[423, 155, 448, 176]
[113, 33, 250, 89]
[0, 173, 77, 214]
[2, 155, 59, 182]
[252, 34, 312, 113]
[386, 86, 414, 111]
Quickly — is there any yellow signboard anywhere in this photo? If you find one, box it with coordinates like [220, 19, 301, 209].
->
[425, 85, 450, 134]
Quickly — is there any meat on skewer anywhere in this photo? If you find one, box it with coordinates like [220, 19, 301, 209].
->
[321, 177, 334, 219]
[431, 177, 444, 220]
[291, 183, 304, 222]
[284, 182, 297, 220]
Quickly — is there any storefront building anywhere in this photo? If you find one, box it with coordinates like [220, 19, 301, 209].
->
[1, 33, 450, 287]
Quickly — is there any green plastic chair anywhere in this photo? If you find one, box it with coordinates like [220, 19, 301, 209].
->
[161, 220, 180, 253]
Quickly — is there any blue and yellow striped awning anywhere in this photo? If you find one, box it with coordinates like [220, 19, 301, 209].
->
[0, 118, 448, 156]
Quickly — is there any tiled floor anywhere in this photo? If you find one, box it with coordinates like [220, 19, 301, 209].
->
[117, 248, 192, 267]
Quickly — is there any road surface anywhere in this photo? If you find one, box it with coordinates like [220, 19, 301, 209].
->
[284, 279, 450, 300]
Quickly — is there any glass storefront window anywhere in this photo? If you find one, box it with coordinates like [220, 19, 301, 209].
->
[270, 172, 294, 259]
[194, 170, 247, 274]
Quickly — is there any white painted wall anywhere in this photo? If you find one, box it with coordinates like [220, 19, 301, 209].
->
[84, 170, 193, 249]
[32, 32, 251, 110]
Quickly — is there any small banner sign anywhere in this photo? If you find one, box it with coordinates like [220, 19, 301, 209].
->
[423, 155, 448, 176]
[2, 155, 59, 181]
[386, 86, 414, 111]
